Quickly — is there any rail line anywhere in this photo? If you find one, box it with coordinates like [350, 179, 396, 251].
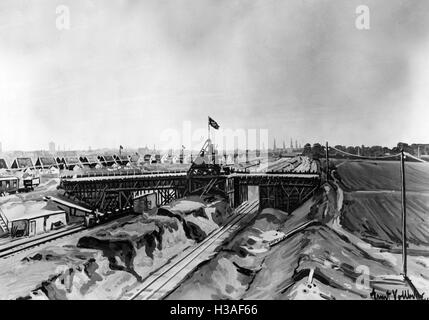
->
[0, 224, 86, 259]
[0, 200, 257, 262]
[129, 199, 260, 300]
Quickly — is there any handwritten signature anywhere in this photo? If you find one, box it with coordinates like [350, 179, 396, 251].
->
[370, 288, 428, 300]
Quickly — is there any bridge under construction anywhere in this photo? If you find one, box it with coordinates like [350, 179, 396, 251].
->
[58, 140, 321, 216]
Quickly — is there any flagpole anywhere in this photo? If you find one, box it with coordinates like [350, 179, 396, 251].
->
[208, 116, 210, 141]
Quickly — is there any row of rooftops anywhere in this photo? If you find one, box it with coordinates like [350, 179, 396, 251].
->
[0, 154, 142, 170]
[0, 150, 282, 172]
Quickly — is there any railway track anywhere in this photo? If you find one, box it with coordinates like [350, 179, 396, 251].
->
[0, 210, 140, 260]
[129, 199, 260, 300]
[0, 197, 259, 300]
[0, 199, 257, 263]
[0, 224, 86, 259]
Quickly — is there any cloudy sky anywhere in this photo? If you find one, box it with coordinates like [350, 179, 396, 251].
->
[0, 0, 428, 151]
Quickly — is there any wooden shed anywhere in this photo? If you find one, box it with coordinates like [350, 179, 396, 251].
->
[9, 210, 66, 238]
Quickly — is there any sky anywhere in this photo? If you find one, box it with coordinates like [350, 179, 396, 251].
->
[0, 0, 429, 151]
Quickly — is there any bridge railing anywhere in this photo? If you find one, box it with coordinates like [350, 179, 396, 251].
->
[60, 169, 189, 180]
[264, 170, 319, 174]
[232, 169, 319, 175]
[234, 168, 250, 174]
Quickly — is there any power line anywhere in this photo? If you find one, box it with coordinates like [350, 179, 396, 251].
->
[330, 142, 411, 287]
[328, 146, 401, 160]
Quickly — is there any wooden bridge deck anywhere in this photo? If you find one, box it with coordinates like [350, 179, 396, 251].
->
[59, 168, 321, 214]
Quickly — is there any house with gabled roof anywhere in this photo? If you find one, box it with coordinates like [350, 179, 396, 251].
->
[114, 154, 130, 166]
[79, 155, 101, 168]
[35, 157, 58, 169]
[62, 157, 82, 170]
[98, 155, 117, 167]
[55, 157, 65, 170]
[79, 155, 100, 168]
[128, 154, 140, 164]
[0, 159, 8, 170]
[10, 158, 34, 170]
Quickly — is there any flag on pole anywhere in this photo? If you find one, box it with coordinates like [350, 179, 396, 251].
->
[208, 116, 220, 130]
[119, 145, 123, 150]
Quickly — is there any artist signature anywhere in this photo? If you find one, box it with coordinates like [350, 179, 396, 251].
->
[370, 288, 429, 300]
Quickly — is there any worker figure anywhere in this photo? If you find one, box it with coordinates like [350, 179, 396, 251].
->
[94, 209, 101, 224]
[84, 214, 91, 227]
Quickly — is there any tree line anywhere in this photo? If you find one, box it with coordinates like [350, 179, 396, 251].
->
[301, 142, 429, 159]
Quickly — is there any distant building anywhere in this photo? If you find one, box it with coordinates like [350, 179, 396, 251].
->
[114, 154, 130, 166]
[11, 158, 34, 170]
[55, 157, 65, 170]
[62, 157, 82, 170]
[35, 157, 58, 170]
[97, 155, 116, 167]
[161, 153, 172, 164]
[0, 159, 8, 170]
[138, 146, 151, 155]
[128, 154, 139, 164]
[172, 154, 181, 164]
[49, 142, 56, 153]
[79, 155, 100, 169]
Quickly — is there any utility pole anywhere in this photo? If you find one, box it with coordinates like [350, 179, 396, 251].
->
[180, 145, 185, 164]
[400, 149, 407, 278]
[325, 141, 330, 182]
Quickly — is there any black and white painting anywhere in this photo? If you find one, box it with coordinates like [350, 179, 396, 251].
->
[0, 0, 428, 301]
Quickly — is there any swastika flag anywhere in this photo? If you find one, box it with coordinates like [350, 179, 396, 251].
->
[208, 116, 220, 130]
